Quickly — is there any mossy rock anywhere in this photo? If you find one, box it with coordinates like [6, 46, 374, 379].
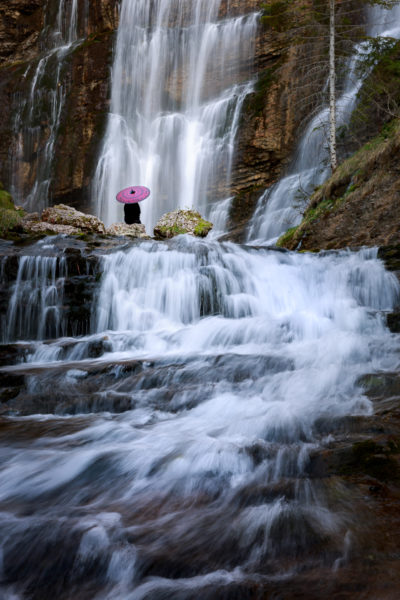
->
[41, 204, 106, 234]
[276, 226, 299, 248]
[154, 209, 213, 239]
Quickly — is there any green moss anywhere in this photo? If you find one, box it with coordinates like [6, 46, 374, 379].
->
[0, 189, 15, 211]
[245, 66, 278, 116]
[0, 186, 25, 237]
[276, 226, 299, 247]
[0, 209, 22, 237]
[158, 224, 187, 236]
[72, 30, 113, 54]
[194, 218, 213, 237]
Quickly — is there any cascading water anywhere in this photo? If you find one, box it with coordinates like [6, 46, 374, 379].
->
[1, 236, 400, 598]
[10, 0, 81, 212]
[1, 2, 400, 598]
[93, 0, 258, 231]
[5, 254, 66, 343]
[247, 4, 400, 244]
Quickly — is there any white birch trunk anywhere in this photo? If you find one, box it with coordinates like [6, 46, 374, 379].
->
[329, 0, 338, 172]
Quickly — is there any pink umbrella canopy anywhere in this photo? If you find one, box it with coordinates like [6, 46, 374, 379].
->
[116, 186, 150, 204]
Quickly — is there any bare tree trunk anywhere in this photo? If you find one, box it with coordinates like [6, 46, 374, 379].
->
[329, 0, 337, 172]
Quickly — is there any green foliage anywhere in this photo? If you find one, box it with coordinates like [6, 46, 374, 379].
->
[0, 188, 14, 211]
[0, 209, 22, 237]
[351, 36, 400, 142]
[356, 36, 398, 72]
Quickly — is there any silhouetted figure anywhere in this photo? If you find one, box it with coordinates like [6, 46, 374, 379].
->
[124, 202, 141, 224]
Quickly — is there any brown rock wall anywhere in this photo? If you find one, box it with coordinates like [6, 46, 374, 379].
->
[228, 1, 329, 236]
[0, 0, 44, 67]
[51, 30, 115, 211]
[0, 0, 117, 210]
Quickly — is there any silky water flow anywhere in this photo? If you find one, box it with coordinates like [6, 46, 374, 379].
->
[10, 0, 81, 212]
[1, 1, 400, 598]
[93, 0, 258, 231]
[1, 236, 400, 598]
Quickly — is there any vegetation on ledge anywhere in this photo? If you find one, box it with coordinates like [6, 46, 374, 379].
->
[277, 119, 400, 251]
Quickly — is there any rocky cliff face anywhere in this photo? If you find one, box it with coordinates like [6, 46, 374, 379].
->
[0, 0, 118, 212]
[0, 0, 324, 227]
[277, 38, 400, 253]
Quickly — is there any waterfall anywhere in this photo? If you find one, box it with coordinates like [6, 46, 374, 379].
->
[93, 0, 258, 231]
[247, 3, 400, 244]
[1, 237, 399, 597]
[10, 0, 80, 212]
[4, 253, 66, 343]
[2, 3, 400, 597]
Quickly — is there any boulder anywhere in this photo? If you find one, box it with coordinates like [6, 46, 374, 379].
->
[20, 212, 79, 235]
[154, 209, 213, 239]
[106, 223, 149, 239]
[41, 204, 106, 234]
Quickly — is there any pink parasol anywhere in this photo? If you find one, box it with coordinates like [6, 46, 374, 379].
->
[116, 186, 150, 204]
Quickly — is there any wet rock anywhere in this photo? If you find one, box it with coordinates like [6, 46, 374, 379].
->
[154, 209, 213, 239]
[387, 312, 400, 333]
[87, 337, 113, 358]
[41, 204, 106, 234]
[106, 222, 149, 238]
[378, 244, 400, 272]
[0, 343, 30, 367]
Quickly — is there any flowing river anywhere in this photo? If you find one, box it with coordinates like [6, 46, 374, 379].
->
[1, 1, 400, 599]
